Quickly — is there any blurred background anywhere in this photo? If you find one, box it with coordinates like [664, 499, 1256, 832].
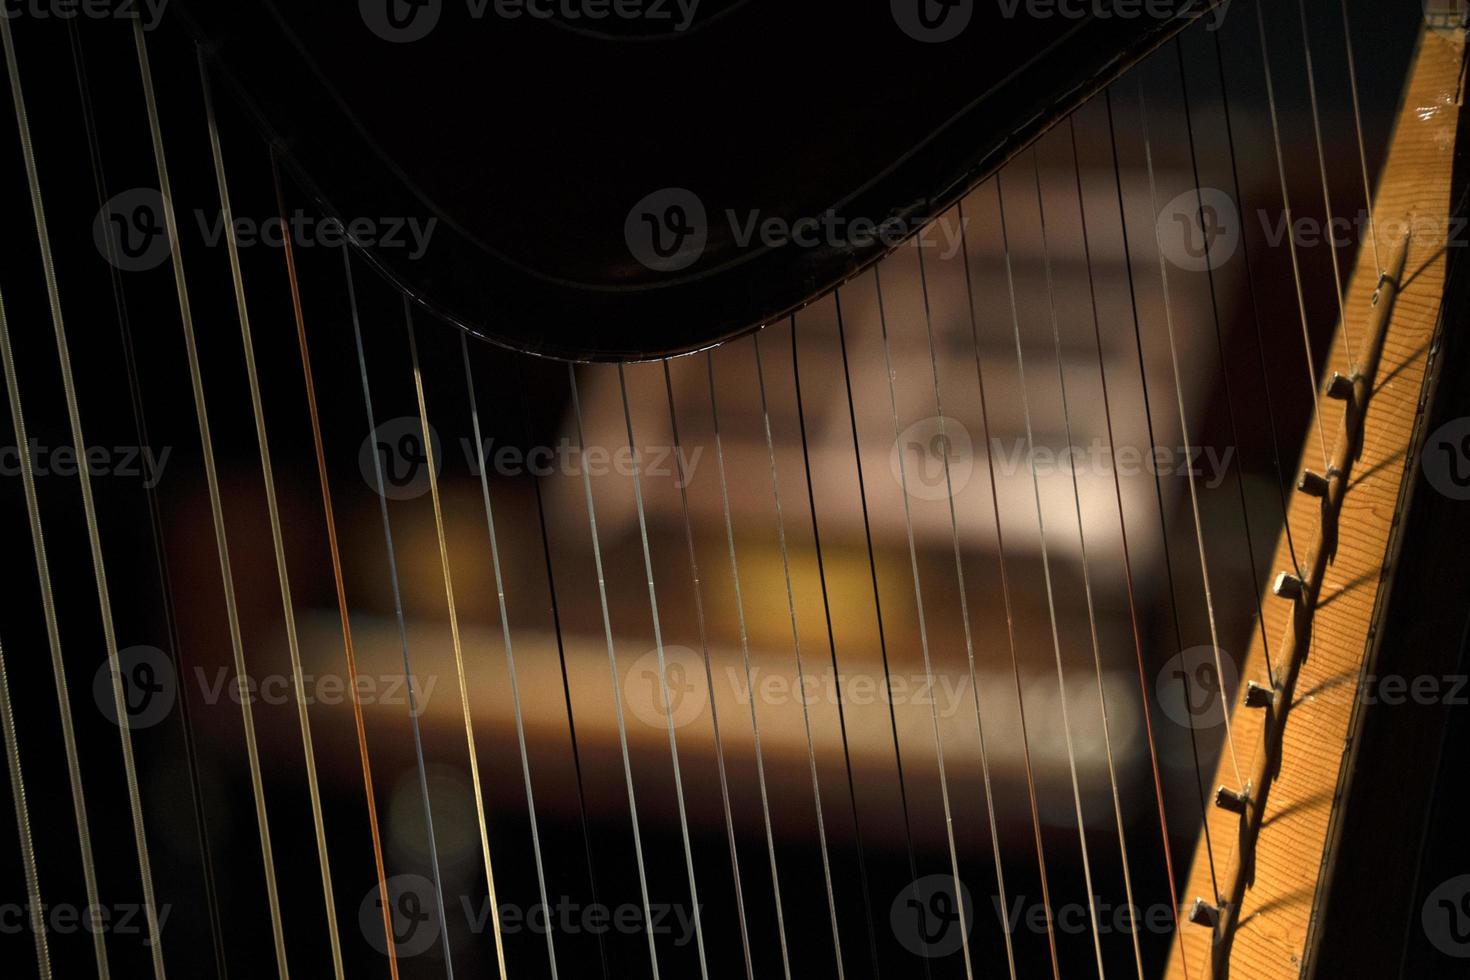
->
[0, 1, 1428, 978]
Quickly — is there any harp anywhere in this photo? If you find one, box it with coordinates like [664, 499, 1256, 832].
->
[0, 1, 1467, 978]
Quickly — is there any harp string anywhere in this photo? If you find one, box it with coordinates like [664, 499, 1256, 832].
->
[1103, 87, 1223, 909]
[0, 452, 51, 980]
[405, 306, 510, 980]
[1172, 38, 1277, 688]
[8, 18, 168, 974]
[913, 228, 1019, 980]
[0, 242, 107, 980]
[1064, 122, 1191, 979]
[1210, 26, 1306, 582]
[460, 332, 559, 978]
[199, 55, 344, 980]
[342, 247, 458, 973]
[1138, 79, 1244, 790]
[137, 20, 278, 973]
[960, 187, 1062, 980]
[1001, 160, 1108, 978]
[660, 358, 757, 980]
[1035, 130, 1147, 980]
[516, 374, 613, 980]
[945, 201, 1024, 980]
[1297, 0, 1357, 366]
[706, 350, 795, 980]
[1256, 0, 1334, 470]
[787, 319, 885, 980]
[69, 24, 226, 978]
[614, 361, 712, 979]
[1339, 0, 1382, 277]
[566, 363, 666, 978]
[272, 163, 400, 979]
[831, 291, 936, 980]
[751, 329, 848, 978]
[872, 267, 977, 979]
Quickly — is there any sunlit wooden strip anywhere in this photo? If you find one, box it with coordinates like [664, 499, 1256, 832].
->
[1169, 21, 1466, 980]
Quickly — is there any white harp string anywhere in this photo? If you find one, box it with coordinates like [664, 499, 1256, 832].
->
[752, 330, 849, 978]
[707, 351, 795, 980]
[567, 363, 666, 979]
[462, 333, 562, 979]
[1034, 137, 1146, 980]
[914, 225, 1023, 979]
[1138, 78, 1244, 788]
[873, 265, 977, 980]
[616, 363, 712, 980]
[1001, 161, 1108, 979]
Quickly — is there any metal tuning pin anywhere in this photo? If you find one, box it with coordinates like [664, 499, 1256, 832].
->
[1297, 469, 1331, 497]
[1272, 572, 1305, 601]
[1189, 899, 1222, 930]
[1245, 681, 1276, 709]
[1326, 371, 1356, 400]
[1215, 784, 1251, 815]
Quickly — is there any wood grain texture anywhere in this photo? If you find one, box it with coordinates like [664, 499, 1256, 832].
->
[1166, 23, 1466, 980]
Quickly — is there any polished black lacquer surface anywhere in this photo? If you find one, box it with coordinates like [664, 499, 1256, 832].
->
[177, 0, 1225, 359]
